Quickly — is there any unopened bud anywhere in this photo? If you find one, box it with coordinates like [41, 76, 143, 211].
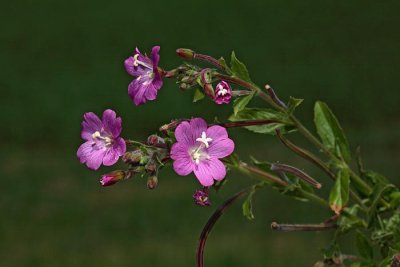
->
[179, 83, 190, 90]
[147, 134, 165, 146]
[147, 176, 158, 189]
[100, 170, 126, 187]
[392, 254, 400, 267]
[159, 120, 181, 132]
[145, 159, 157, 173]
[176, 48, 195, 60]
[122, 150, 144, 164]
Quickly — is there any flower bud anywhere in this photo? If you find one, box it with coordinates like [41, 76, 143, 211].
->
[214, 81, 232, 104]
[200, 69, 215, 98]
[159, 120, 181, 132]
[176, 48, 195, 60]
[193, 189, 211, 206]
[147, 176, 158, 189]
[147, 134, 165, 146]
[122, 149, 144, 165]
[100, 170, 126, 187]
[145, 159, 157, 173]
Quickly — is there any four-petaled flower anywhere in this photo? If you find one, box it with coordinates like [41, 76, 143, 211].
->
[77, 109, 126, 170]
[214, 80, 232, 104]
[124, 46, 163, 106]
[170, 118, 235, 187]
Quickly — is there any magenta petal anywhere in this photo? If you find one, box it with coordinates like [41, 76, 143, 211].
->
[77, 141, 94, 163]
[151, 46, 160, 68]
[190, 118, 208, 141]
[206, 125, 228, 141]
[86, 149, 105, 170]
[113, 137, 126, 156]
[208, 138, 235, 158]
[173, 158, 193, 176]
[193, 162, 215, 187]
[170, 142, 190, 160]
[103, 149, 119, 166]
[102, 109, 122, 137]
[175, 121, 195, 145]
[81, 112, 102, 140]
[208, 158, 226, 181]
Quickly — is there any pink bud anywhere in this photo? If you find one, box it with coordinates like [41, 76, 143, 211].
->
[214, 81, 232, 104]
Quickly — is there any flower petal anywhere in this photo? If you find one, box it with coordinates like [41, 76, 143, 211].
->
[103, 149, 119, 166]
[174, 121, 196, 145]
[193, 162, 215, 187]
[113, 137, 126, 156]
[102, 109, 122, 137]
[173, 158, 193, 176]
[151, 46, 161, 69]
[208, 158, 226, 181]
[206, 125, 228, 141]
[207, 138, 235, 159]
[170, 142, 190, 160]
[81, 112, 103, 140]
[77, 141, 94, 163]
[190, 118, 208, 142]
[85, 148, 106, 170]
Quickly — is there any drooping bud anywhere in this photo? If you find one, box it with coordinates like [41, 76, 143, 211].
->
[100, 170, 127, 187]
[214, 81, 232, 104]
[145, 158, 157, 173]
[391, 254, 400, 267]
[122, 149, 144, 165]
[147, 134, 165, 146]
[200, 69, 215, 98]
[193, 189, 211, 207]
[147, 176, 158, 189]
[159, 120, 182, 132]
[176, 48, 195, 60]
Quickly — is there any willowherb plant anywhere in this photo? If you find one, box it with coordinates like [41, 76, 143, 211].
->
[77, 45, 400, 267]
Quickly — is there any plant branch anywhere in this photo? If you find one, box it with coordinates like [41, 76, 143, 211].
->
[196, 187, 250, 267]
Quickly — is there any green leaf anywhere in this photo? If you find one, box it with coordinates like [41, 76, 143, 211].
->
[193, 88, 205, 102]
[329, 168, 350, 214]
[338, 205, 365, 234]
[287, 97, 304, 114]
[218, 57, 231, 74]
[356, 231, 373, 260]
[242, 182, 265, 220]
[229, 108, 295, 135]
[367, 184, 395, 226]
[233, 92, 255, 115]
[314, 101, 351, 163]
[230, 51, 252, 82]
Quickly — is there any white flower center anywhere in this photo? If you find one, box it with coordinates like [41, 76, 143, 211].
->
[92, 131, 113, 147]
[133, 54, 152, 69]
[217, 88, 228, 96]
[196, 131, 212, 148]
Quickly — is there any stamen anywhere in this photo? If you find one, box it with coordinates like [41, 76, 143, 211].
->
[132, 54, 152, 69]
[196, 132, 213, 148]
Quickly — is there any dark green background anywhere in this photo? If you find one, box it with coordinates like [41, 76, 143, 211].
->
[1, 1, 399, 266]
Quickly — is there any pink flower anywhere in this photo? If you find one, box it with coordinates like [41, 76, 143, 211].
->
[214, 81, 232, 104]
[124, 46, 163, 106]
[170, 118, 235, 186]
[77, 109, 126, 170]
[100, 170, 125, 187]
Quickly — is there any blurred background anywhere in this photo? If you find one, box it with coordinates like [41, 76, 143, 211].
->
[1, 0, 399, 266]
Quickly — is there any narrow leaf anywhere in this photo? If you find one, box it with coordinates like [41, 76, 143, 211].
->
[230, 51, 252, 82]
[329, 168, 350, 214]
[229, 108, 294, 135]
[314, 101, 351, 162]
[242, 182, 265, 220]
[233, 92, 255, 115]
